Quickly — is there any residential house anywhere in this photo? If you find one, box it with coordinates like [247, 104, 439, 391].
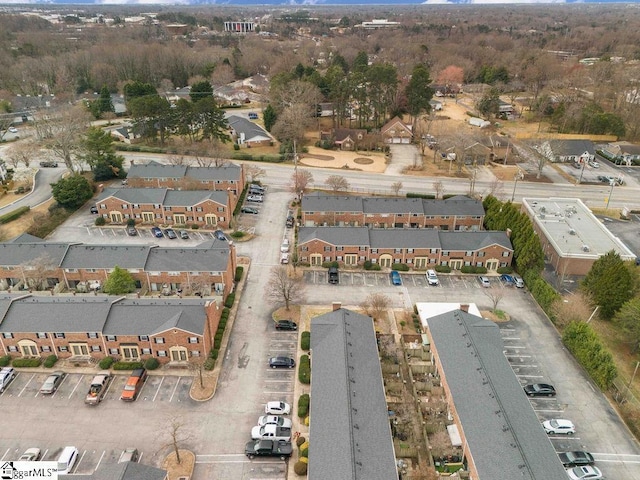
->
[429, 99, 443, 111]
[215, 86, 249, 105]
[301, 194, 485, 230]
[0, 295, 222, 365]
[463, 142, 492, 166]
[94, 188, 232, 229]
[422, 306, 568, 480]
[600, 141, 640, 166]
[297, 227, 513, 270]
[164, 86, 191, 104]
[126, 161, 245, 198]
[431, 84, 462, 96]
[227, 115, 272, 147]
[498, 99, 515, 118]
[330, 128, 367, 151]
[309, 306, 398, 480]
[381, 116, 413, 144]
[535, 139, 595, 164]
[0, 238, 235, 298]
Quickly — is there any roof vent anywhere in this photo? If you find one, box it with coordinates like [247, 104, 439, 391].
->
[540, 206, 546, 213]
[569, 229, 576, 235]
[582, 245, 590, 252]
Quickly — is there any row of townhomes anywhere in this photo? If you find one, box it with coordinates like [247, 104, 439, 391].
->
[0, 294, 222, 365]
[297, 228, 513, 270]
[301, 194, 485, 229]
[0, 234, 236, 298]
[93, 161, 246, 228]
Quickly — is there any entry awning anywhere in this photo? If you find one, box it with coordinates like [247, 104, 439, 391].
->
[447, 424, 462, 447]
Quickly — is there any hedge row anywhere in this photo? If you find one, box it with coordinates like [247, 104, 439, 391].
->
[233, 186, 249, 216]
[234, 266, 244, 282]
[112, 361, 144, 370]
[301, 331, 310, 351]
[99, 356, 115, 369]
[205, 307, 230, 370]
[115, 144, 166, 154]
[12, 357, 42, 367]
[298, 354, 311, 384]
[298, 393, 310, 418]
[0, 206, 30, 224]
[406, 192, 435, 199]
[391, 263, 410, 272]
[230, 153, 285, 163]
[523, 271, 560, 314]
[43, 355, 58, 368]
[363, 261, 381, 271]
[562, 321, 617, 389]
[460, 265, 488, 274]
[224, 293, 235, 308]
[0, 356, 9, 367]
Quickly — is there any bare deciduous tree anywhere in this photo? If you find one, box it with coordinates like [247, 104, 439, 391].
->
[168, 155, 188, 166]
[483, 287, 504, 311]
[265, 266, 305, 311]
[160, 415, 191, 465]
[484, 178, 504, 199]
[22, 254, 57, 291]
[360, 293, 391, 320]
[290, 169, 314, 196]
[245, 165, 266, 183]
[432, 180, 444, 199]
[325, 175, 349, 192]
[391, 181, 403, 196]
[5, 141, 39, 168]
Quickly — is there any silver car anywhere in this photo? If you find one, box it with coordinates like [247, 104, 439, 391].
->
[0, 367, 16, 392]
[40, 371, 66, 395]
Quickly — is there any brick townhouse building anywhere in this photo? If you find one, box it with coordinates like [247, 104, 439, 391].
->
[126, 160, 245, 197]
[0, 236, 235, 298]
[297, 227, 513, 270]
[0, 295, 222, 364]
[301, 194, 485, 230]
[94, 188, 232, 229]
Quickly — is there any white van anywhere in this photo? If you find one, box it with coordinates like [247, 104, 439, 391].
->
[57, 446, 78, 474]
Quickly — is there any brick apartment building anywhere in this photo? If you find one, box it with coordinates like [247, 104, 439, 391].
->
[94, 188, 232, 229]
[297, 228, 513, 270]
[301, 195, 485, 230]
[0, 295, 222, 364]
[0, 235, 235, 298]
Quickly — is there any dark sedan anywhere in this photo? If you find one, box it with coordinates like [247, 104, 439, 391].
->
[558, 451, 595, 468]
[523, 383, 556, 397]
[275, 320, 298, 331]
[164, 228, 177, 239]
[269, 356, 295, 369]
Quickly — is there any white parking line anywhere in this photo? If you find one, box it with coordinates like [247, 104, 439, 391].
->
[263, 391, 293, 395]
[74, 450, 88, 473]
[534, 409, 565, 413]
[169, 377, 181, 402]
[511, 364, 538, 368]
[592, 453, 640, 464]
[504, 354, 531, 358]
[264, 380, 293, 383]
[503, 346, 526, 349]
[42, 449, 49, 461]
[502, 337, 521, 340]
[95, 450, 106, 471]
[17, 373, 34, 398]
[68, 375, 84, 399]
[515, 374, 544, 378]
[548, 436, 581, 440]
[152, 377, 165, 402]
[0, 448, 9, 461]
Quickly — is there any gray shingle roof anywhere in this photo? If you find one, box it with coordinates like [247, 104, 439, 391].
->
[103, 298, 207, 336]
[61, 245, 151, 269]
[127, 161, 187, 179]
[428, 310, 568, 480]
[431, 195, 485, 216]
[363, 197, 424, 214]
[439, 231, 512, 251]
[549, 139, 595, 156]
[302, 195, 364, 213]
[0, 243, 70, 267]
[163, 190, 228, 206]
[96, 188, 167, 204]
[309, 309, 397, 480]
[188, 164, 241, 181]
[370, 229, 440, 248]
[298, 227, 371, 246]
[145, 246, 229, 272]
[227, 115, 271, 142]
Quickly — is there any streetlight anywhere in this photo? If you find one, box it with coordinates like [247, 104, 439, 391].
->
[606, 180, 615, 209]
[577, 161, 586, 184]
[511, 170, 523, 202]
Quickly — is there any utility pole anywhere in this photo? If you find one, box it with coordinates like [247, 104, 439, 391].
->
[625, 361, 640, 402]
[606, 180, 615, 209]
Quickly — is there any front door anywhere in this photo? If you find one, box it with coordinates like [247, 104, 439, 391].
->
[70, 343, 89, 356]
[379, 254, 393, 268]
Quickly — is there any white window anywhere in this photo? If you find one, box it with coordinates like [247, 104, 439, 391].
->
[2, 333, 13, 339]
[155, 337, 165, 344]
[87, 332, 98, 339]
[157, 351, 167, 357]
[139, 335, 149, 341]
[36, 332, 47, 339]
[502, 251, 510, 257]
[142, 348, 152, 355]
[106, 335, 117, 342]
[109, 348, 119, 355]
[91, 345, 101, 352]
[188, 337, 199, 344]
[41, 346, 51, 353]
[8, 346, 18, 352]
[54, 333, 65, 339]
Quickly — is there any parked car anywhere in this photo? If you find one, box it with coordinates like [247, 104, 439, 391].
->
[280, 252, 289, 264]
[269, 356, 295, 369]
[542, 419, 575, 435]
[588, 160, 600, 168]
[566, 466, 602, 480]
[265, 401, 291, 415]
[248, 112, 259, 120]
[523, 383, 556, 397]
[251, 424, 292, 442]
[8, 127, 18, 133]
[214, 230, 227, 241]
[163, 228, 177, 239]
[426, 269, 439, 286]
[328, 266, 339, 284]
[513, 275, 525, 288]
[241, 207, 259, 214]
[19, 448, 41, 462]
[0, 367, 16, 393]
[120, 368, 147, 402]
[275, 320, 297, 331]
[90, 206, 99, 214]
[478, 276, 491, 288]
[558, 451, 595, 468]
[247, 194, 264, 203]
[39, 161, 58, 168]
[126, 226, 137, 236]
[248, 184, 265, 194]
[84, 371, 112, 405]
[258, 415, 293, 429]
[501, 274, 516, 286]
[280, 239, 290, 253]
[151, 226, 164, 238]
[118, 448, 139, 463]
[179, 230, 189, 240]
[40, 371, 66, 395]
[286, 216, 295, 228]
[572, 162, 582, 169]
[245, 439, 292, 460]
[390, 270, 402, 286]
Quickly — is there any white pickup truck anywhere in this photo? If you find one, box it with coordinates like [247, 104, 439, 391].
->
[250, 424, 292, 442]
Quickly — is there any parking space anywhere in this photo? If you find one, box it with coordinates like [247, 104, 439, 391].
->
[85, 226, 218, 243]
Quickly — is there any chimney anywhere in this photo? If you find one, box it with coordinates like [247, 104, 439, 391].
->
[332, 301, 342, 311]
[460, 304, 469, 313]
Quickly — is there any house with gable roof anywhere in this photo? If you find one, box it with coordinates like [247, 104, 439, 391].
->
[381, 116, 413, 144]
[600, 141, 640, 166]
[535, 139, 595, 164]
[227, 115, 272, 147]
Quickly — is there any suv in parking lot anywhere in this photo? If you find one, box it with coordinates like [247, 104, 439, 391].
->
[0, 367, 16, 392]
[151, 226, 163, 238]
[543, 418, 575, 435]
[328, 266, 339, 284]
[426, 270, 439, 286]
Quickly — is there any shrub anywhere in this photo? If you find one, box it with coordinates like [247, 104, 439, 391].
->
[126, 218, 136, 227]
[0, 355, 11, 367]
[224, 293, 236, 308]
[296, 436, 306, 447]
[460, 266, 476, 274]
[191, 224, 199, 229]
[563, 321, 617, 389]
[301, 331, 310, 351]
[298, 354, 311, 384]
[43, 355, 58, 368]
[12, 357, 42, 367]
[391, 263, 410, 272]
[298, 393, 310, 417]
[370, 263, 381, 271]
[112, 361, 144, 370]
[98, 356, 114, 369]
[321, 261, 339, 269]
[204, 358, 216, 370]
[233, 144, 240, 150]
[300, 446, 309, 458]
[363, 260, 373, 270]
[475, 266, 487, 274]
[231, 231, 245, 238]
[293, 461, 308, 475]
[210, 349, 219, 359]
[144, 357, 160, 370]
[0, 206, 30, 224]
[496, 266, 513, 274]
[235, 266, 244, 282]
[95, 216, 106, 226]
[221, 307, 230, 318]
[406, 192, 435, 199]
[434, 265, 451, 273]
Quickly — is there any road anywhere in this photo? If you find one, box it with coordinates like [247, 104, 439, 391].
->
[0, 165, 64, 216]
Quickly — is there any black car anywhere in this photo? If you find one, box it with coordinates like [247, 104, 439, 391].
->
[241, 207, 259, 214]
[275, 320, 297, 331]
[269, 356, 295, 369]
[523, 383, 556, 397]
[90, 206, 99, 214]
[214, 230, 227, 241]
[328, 266, 339, 284]
[39, 161, 58, 168]
[558, 451, 595, 468]
[286, 216, 294, 228]
[164, 228, 177, 239]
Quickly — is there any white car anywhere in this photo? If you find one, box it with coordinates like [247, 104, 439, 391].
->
[258, 415, 292, 428]
[8, 127, 18, 133]
[246, 194, 264, 203]
[478, 276, 491, 288]
[280, 239, 290, 253]
[426, 270, 439, 286]
[0, 367, 16, 392]
[588, 160, 600, 168]
[543, 418, 575, 435]
[19, 448, 41, 462]
[265, 401, 291, 415]
[566, 465, 603, 480]
[280, 252, 289, 264]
